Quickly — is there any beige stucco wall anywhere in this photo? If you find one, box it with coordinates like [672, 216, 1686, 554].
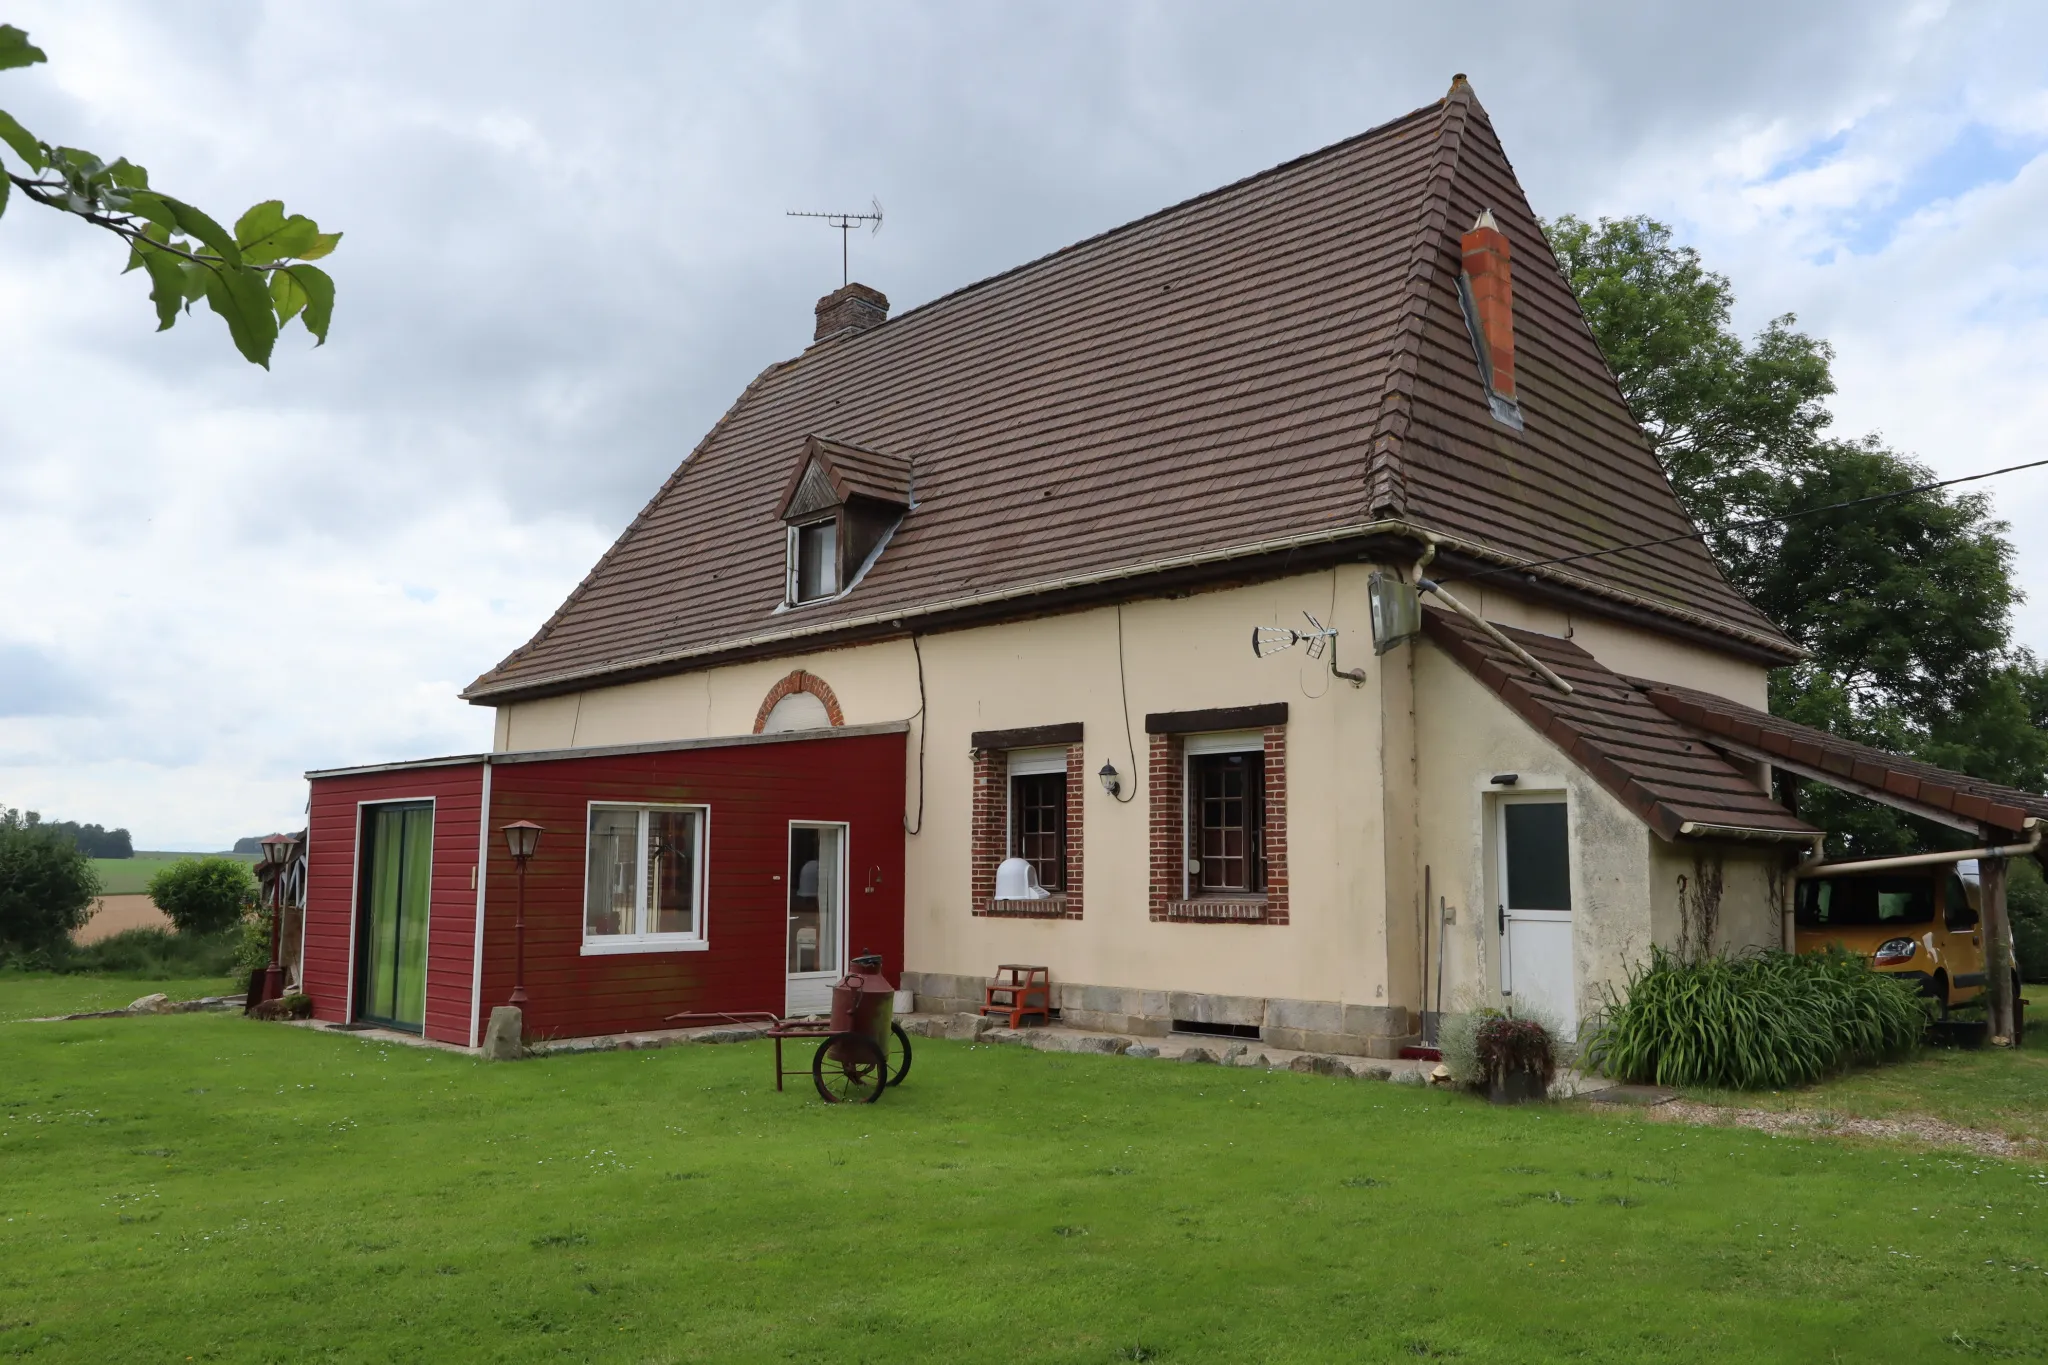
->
[490, 567, 1780, 1030]
[1429, 577, 1770, 710]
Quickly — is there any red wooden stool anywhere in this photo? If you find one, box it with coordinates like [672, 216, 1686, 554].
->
[981, 964, 1051, 1027]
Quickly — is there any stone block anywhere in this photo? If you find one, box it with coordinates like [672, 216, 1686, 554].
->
[1168, 991, 1267, 1028]
[126, 993, 170, 1014]
[1288, 1053, 1349, 1077]
[1125, 1044, 1161, 1059]
[1074, 1035, 1131, 1055]
[482, 1006, 524, 1061]
[945, 1013, 993, 1042]
[1179, 1047, 1216, 1064]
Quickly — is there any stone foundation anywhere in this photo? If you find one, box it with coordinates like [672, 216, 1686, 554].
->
[902, 971, 1415, 1058]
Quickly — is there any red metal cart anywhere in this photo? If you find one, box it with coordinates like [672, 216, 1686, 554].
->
[668, 953, 912, 1103]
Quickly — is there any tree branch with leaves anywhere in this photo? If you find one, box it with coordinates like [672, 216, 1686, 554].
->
[0, 23, 338, 367]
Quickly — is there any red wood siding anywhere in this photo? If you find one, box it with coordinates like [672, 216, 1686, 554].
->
[479, 731, 905, 1042]
[303, 762, 486, 1045]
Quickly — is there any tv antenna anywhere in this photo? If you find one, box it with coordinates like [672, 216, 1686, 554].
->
[787, 197, 884, 287]
[1252, 612, 1367, 686]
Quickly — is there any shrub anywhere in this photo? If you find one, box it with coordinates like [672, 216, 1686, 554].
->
[147, 857, 257, 936]
[1475, 1015, 1559, 1088]
[1584, 946, 1926, 1090]
[0, 809, 100, 962]
[49, 926, 241, 978]
[2011, 858, 2048, 984]
[235, 905, 276, 976]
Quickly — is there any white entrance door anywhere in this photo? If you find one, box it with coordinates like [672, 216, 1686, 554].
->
[786, 823, 847, 1017]
[1498, 796, 1577, 1040]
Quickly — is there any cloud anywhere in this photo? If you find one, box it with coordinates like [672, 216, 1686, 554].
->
[0, 0, 2043, 844]
[0, 643, 99, 718]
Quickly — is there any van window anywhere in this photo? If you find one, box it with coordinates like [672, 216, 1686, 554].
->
[1943, 874, 1978, 930]
[1796, 875, 1935, 928]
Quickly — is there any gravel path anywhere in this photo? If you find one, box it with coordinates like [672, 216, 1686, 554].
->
[1647, 1098, 2045, 1161]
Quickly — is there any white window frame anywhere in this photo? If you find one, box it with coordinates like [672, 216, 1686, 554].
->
[786, 514, 840, 606]
[1180, 730, 1265, 899]
[580, 800, 711, 956]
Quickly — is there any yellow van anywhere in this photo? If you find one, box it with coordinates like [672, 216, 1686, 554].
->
[1794, 860, 2019, 1017]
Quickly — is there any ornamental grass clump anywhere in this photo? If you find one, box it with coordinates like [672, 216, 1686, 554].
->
[1584, 946, 1926, 1091]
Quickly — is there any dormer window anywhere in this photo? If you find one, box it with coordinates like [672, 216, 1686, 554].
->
[790, 516, 840, 602]
[775, 435, 912, 609]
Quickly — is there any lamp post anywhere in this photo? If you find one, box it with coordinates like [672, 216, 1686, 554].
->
[501, 820, 543, 1008]
[258, 833, 296, 1005]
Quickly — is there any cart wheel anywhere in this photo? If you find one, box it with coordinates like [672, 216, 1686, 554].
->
[814, 1031, 887, 1104]
[886, 1021, 913, 1087]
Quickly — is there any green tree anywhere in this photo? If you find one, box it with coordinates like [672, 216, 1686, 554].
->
[0, 24, 339, 366]
[146, 857, 257, 937]
[0, 805, 99, 960]
[1549, 214, 2048, 856]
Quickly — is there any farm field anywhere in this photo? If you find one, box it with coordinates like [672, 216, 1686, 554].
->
[2, 1011, 2043, 1363]
[89, 852, 256, 896]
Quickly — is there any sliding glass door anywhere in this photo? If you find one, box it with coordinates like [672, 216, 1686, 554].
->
[356, 802, 433, 1032]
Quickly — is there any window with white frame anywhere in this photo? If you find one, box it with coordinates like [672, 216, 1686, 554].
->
[583, 804, 708, 952]
[787, 516, 839, 603]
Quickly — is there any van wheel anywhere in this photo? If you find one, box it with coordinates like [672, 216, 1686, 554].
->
[2013, 974, 2026, 1046]
[1928, 971, 1951, 1020]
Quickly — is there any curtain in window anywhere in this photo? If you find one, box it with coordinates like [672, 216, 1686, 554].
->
[586, 808, 639, 936]
[360, 803, 432, 1029]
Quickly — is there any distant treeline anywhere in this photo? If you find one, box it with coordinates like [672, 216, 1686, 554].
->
[7, 812, 134, 858]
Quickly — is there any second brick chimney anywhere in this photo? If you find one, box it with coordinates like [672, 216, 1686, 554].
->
[1459, 209, 1514, 400]
[814, 283, 889, 342]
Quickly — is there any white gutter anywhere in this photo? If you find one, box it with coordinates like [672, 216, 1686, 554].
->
[1793, 818, 2042, 879]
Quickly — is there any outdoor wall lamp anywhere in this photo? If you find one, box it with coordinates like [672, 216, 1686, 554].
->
[1098, 762, 1122, 797]
[501, 820, 544, 1009]
[257, 833, 296, 1006]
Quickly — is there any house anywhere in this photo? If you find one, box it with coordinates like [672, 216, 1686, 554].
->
[299, 75, 2046, 1052]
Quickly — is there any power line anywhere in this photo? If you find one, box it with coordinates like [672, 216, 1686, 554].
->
[1461, 456, 2048, 583]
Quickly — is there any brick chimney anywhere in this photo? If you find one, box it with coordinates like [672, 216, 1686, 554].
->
[1459, 209, 1514, 400]
[813, 283, 889, 342]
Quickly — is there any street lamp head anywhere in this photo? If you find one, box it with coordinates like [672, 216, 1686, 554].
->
[1097, 762, 1121, 797]
[502, 819, 544, 862]
[259, 833, 296, 867]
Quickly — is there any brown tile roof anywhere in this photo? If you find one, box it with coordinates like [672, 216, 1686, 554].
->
[1639, 682, 2048, 836]
[467, 78, 1794, 703]
[1423, 609, 1819, 844]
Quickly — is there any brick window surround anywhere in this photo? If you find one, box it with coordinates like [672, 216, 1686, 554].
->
[751, 669, 845, 734]
[1149, 726, 1288, 925]
[970, 743, 1084, 920]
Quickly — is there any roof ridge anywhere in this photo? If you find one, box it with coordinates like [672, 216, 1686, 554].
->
[463, 357, 795, 696]
[821, 93, 1461, 352]
[1362, 90, 1472, 521]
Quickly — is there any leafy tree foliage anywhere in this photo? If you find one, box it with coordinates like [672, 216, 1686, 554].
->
[146, 856, 257, 937]
[0, 805, 99, 961]
[0, 24, 339, 366]
[7, 810, 133, 858]
[1550, 214, 2048, 856]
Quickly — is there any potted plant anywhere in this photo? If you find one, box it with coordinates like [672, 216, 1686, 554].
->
[1475, 1014, 1557, 1104]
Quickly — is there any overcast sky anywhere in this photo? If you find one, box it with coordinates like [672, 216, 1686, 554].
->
[3, 1, 2045, 848]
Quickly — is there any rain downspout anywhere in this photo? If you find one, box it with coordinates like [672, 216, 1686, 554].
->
[1790, 818, 2041, 878]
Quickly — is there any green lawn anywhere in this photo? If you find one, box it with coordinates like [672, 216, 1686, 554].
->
[1688, 988, 2048, 1144]
[1, 1017, 2043, 1362]
[0, 972, 239, 1023]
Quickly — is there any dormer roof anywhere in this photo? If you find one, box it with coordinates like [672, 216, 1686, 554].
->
[775, 436, 912, 522]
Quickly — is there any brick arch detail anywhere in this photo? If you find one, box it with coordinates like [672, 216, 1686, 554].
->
[752, 669, 846, 734]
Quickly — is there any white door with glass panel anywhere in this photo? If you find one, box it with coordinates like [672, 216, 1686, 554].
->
[786, 823, 847, 1016]
[1498, 795, 1577, 1040]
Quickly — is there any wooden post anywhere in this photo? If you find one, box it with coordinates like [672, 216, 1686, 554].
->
[1981, 855, 2015, 1046]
